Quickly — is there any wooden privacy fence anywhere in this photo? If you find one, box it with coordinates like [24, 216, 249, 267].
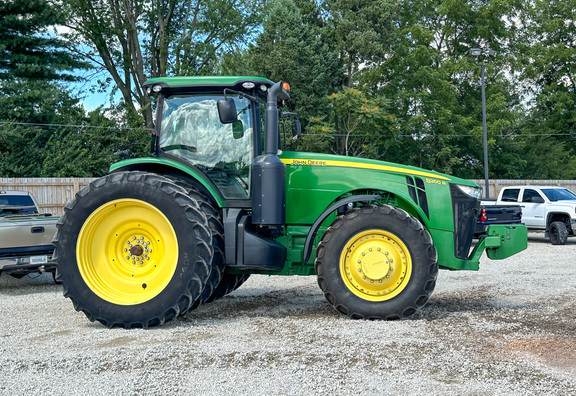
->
[470, 180, 576, 199]
[2, 178, 576, 215]
[0, 178, 97, 216]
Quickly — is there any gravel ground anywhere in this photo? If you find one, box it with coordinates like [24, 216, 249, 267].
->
[1, 232, 575, 396]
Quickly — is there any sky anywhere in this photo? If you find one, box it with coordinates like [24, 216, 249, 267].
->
[51, 25, 118, 112]
[71, 75, 120, 112]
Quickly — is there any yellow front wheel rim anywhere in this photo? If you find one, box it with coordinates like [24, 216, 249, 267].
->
[340, 229, 412, 301]
[77, 199, 178, 305]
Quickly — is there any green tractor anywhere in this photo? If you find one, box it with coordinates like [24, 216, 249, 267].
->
[54, 76, 527, 328]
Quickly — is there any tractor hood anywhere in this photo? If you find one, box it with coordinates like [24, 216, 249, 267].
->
[279, 151, 478, 189]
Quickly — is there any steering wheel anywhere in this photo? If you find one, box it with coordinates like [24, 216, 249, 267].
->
[161, 144, 197, 153]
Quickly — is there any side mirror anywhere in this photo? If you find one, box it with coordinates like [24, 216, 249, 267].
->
[115, 148, 132, 160]
[280, 112, 301, 141]
[293, 119, 301, 140]
[232, 120, 244, 139]
[532, 196, 545, 203]
[217, 98, 237, 124]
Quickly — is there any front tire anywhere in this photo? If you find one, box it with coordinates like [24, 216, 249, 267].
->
[53, 172, 213, 328]
[549, 221, 568, 245]
[315, 204, 438, 319]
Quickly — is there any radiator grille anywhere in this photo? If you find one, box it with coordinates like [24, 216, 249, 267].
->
[450, 184, 480, 259]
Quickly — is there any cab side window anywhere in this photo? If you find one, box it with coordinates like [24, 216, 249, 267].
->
[522, 189, 543, 203]
[501, 189, 519, 202]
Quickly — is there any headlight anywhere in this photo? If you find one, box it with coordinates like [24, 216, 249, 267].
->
[456, 184, 482, 199]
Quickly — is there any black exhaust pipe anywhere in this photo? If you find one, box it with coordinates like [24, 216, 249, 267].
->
[251, 81, 286, 226]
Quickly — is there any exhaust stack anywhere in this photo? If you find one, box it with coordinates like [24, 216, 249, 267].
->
[251, 81, 286, 225]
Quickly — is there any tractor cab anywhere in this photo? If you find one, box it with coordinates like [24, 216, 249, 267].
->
[144, 77, 277, 201]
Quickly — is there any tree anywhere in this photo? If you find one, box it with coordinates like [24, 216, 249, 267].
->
[244, 0, 342, 121]
[323, 0, 399, 87]
[364, 0, 527, 177]
[63, 0, 264, 127]
[0, 80, 83, 176]
[305, 87, 394, 158]
[39, 108, 150, 177]
[515, 0, 576, 144]
[0, 0, 87, 81]
[0, 82, 149, 177]
[0, 0, 116, 177]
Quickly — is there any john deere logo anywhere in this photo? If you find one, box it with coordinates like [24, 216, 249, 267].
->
[290, 159, 327, 166]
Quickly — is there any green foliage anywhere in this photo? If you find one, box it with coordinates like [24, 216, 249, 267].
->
[363, 0, 527, 177]
[225, 0, 576, 180]
[2, 0, 576, 180]
[515, 0, 576, 145]
[0, 0, 87, 81]
[39, 110, 150, 177]
[303, 88, 394, 157]
[0, 80, 86, 123]
[324, 0, 399, 86]
[169, 0, 263, 76]
[64, 0, 265, 126]
[245, 0, 342, 121]
[0, 81, 149, 177]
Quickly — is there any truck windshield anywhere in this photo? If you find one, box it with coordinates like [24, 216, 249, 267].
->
[0, 195, 36, 215]
[159, 94, 254, 199]
[541, 188, 576, 202]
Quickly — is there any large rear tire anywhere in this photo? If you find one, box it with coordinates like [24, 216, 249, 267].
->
[205, 273, 251, 303]
[169, 179, 225, 313]
[168, 178, 249, 305]
[53, 172, 213, 328]
[315, 204, 438, 319]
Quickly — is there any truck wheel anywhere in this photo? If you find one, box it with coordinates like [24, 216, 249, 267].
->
[315, 204, 438, 320]
[549, 221, 568, 245]
[53, 172, 213, 328]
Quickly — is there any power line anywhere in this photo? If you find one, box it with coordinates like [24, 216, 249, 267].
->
[0, 121, 151, 131]
[301, 132, 576, 138]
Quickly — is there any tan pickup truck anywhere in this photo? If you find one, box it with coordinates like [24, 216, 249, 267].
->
[0, 190, 59, 278]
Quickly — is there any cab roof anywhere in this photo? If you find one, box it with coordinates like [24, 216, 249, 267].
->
[143, 76, 274, 96]
[0, 190, 30, 196]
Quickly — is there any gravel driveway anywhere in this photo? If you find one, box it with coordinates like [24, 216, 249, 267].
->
[1, 232, 575, 395]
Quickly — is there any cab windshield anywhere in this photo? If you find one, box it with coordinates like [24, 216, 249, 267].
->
[541, 188, 576, 202]
[159, 94, 254, 199]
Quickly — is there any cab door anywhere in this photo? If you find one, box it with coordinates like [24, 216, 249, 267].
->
[159, 94, 256, 201]
[520, 188, 546, 228]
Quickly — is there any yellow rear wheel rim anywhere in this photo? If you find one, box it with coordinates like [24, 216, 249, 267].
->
[77, 199, 178, 305]
[340, 229, 412, 301]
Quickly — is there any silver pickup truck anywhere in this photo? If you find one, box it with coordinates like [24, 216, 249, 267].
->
[0, 190, 59, 278]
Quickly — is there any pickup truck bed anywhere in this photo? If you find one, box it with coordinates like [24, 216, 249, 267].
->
[0, 191, 59, 277]
[475, 200, 522, 236]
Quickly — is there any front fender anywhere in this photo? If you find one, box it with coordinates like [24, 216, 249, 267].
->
[302, 194, 381, 265]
